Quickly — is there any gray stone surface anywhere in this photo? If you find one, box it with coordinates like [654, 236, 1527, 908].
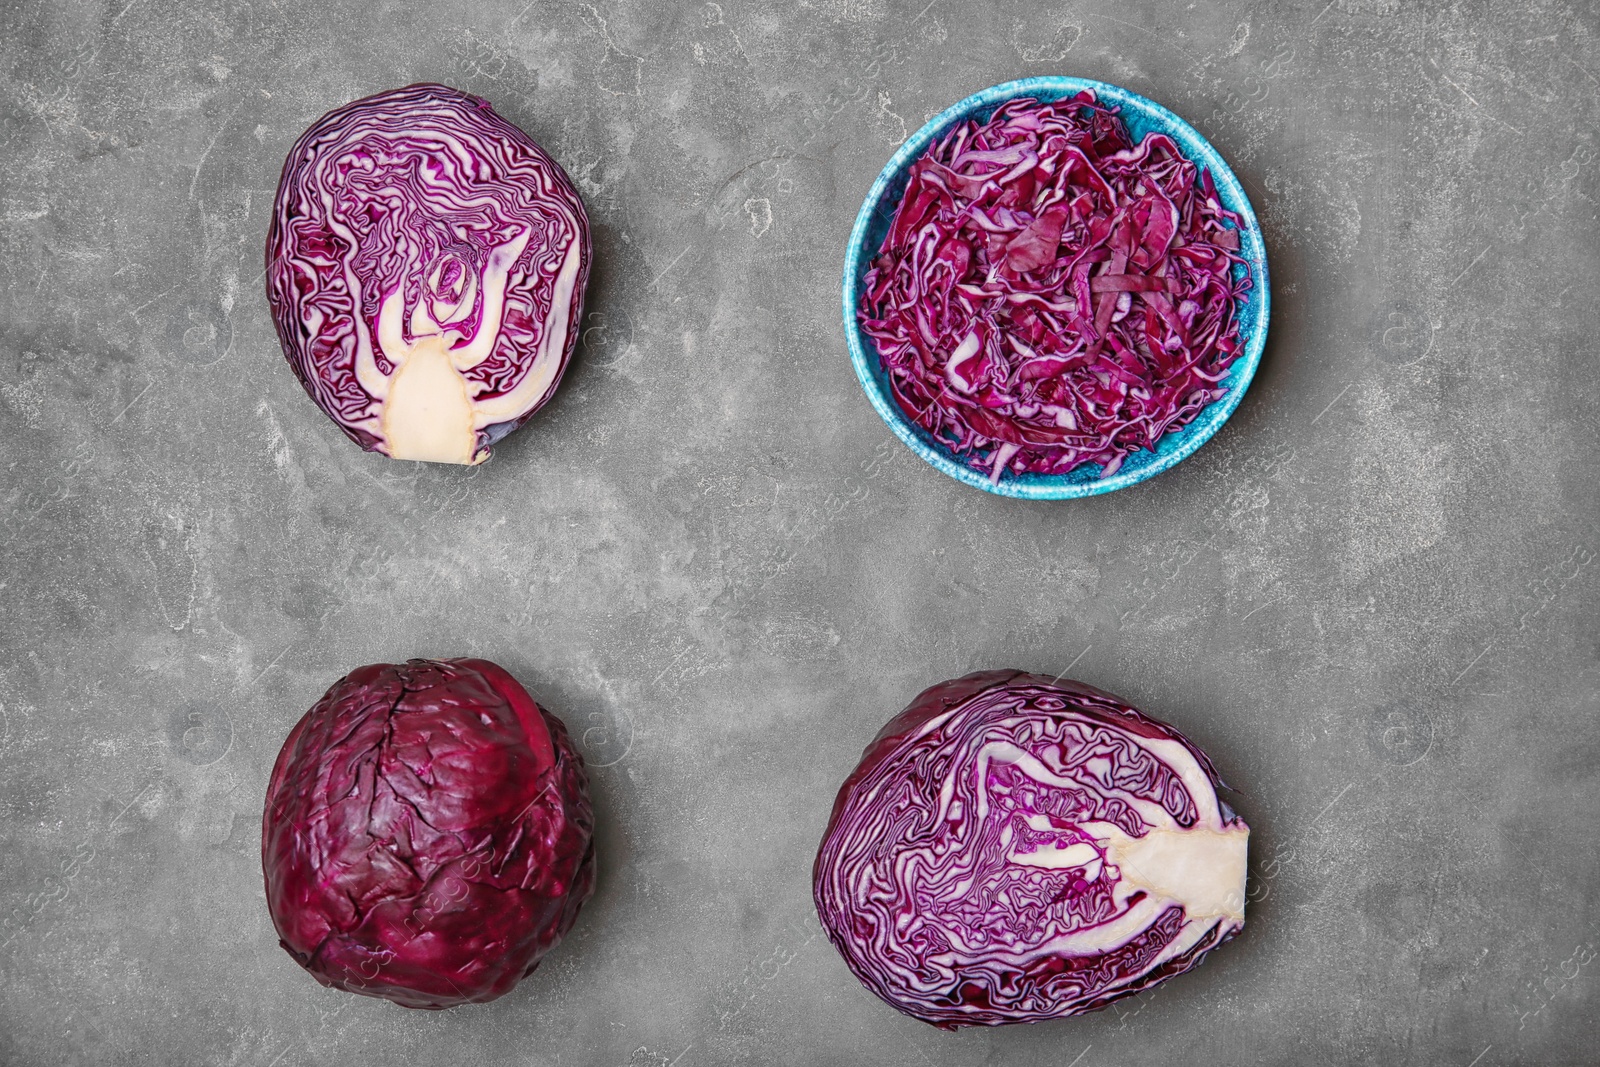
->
[2, 0, 1597, 1063]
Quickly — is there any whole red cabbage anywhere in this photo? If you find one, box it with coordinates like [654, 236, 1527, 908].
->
[814, 671, 1248, 1028]
[859, 93, 1252, 481]
[262, 658, 595, 1008]
[266, 84, 590, 465]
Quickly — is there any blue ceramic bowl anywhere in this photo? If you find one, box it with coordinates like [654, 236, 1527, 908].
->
[842, 77, 1269, 499]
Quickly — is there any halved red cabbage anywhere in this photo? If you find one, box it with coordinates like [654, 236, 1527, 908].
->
[262, 658, 595, 1008]
[267, 84, 590, 464]
[813, 670, 1248, 1028]
[859, 93, 1251, 481]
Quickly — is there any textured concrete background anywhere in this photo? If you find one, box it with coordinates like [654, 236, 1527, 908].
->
[2, 0, 1597, 1064]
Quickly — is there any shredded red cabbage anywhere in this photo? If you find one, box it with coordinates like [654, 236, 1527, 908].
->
[859, 92, 1252, 481]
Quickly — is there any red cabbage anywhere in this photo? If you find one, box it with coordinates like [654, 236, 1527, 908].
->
[813, 671, 1248, 1028]
[267, 84, 590, 465]
[262, 658, 595, 1008]
[859, 93, 1252, 481]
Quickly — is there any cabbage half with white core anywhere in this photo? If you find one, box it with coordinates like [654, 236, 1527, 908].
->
[267, 84, 590, 464]
[813, 670, 1248, 1028]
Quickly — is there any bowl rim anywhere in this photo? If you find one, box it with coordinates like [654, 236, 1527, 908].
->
[841, 75, 1270, 500]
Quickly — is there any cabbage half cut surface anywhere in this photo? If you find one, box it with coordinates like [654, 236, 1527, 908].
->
[267, 84, 590, 464]
[814, 670, 1247, 1027]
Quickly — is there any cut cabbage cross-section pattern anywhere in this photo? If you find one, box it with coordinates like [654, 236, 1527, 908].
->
[813, 670, 1248, 1028]
[266, 84, 590, 464]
